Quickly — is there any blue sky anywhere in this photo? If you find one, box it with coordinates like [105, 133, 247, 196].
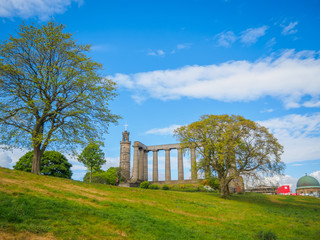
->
[0, 0, 320, 190]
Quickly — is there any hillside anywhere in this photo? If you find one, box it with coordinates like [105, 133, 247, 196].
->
[0, 167, 319, 240]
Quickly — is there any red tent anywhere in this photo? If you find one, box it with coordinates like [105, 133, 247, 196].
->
[277, 185, 291, 195]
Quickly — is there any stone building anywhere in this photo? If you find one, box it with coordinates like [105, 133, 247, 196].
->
[296, 174, 320, 196]
[119, 130, 131, 182]
[119, 129, 244, 191]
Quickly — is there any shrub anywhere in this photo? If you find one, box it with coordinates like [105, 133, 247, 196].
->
[206, 177, 220, 190]
[13, 151, 72, 179]
[256, 230, 278, 240]
[149, 184, 159, 190]
[140, 181, 149, 189]
[83, 167, 120, 185]
[162, 184, 169, 190]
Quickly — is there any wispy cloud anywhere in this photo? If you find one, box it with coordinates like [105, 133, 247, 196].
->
[145, 124, 182, 135]
[266, 37, 276, 49]
[0, 0, 83, 20]
[147, 49, 165, 57]
[240, 26, 268, 45]
[291, 163, 304, 167]
[171, 43, 192, 54]
[215, 31, 237, 47]
[111, 50, 320, 109]
[281, 21, 298, 35]
[177, 43, 191, 50]
[260, 109, 274, 113]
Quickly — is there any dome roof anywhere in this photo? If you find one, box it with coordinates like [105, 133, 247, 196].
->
[296, 175, 320, 189]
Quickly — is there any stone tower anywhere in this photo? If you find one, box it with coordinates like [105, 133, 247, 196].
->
[228, 161, 244, 193]
[120, 130, 131, 182]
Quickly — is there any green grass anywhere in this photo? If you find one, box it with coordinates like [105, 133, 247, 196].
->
[0, 167, 319, 240]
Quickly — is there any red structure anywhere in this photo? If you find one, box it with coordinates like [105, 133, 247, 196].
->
[277, 185, 291, 195]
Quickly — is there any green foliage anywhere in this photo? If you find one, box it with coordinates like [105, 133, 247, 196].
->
[83, 167, 120, 185]
[140, 181, 149, 189]
[78, 143, 105, 183]
[105, 167, 120, 185]
[162, 184, 169, 190]
[174, 114, 285, 197]
[0, 22, 119, 174]
[168, 184, 203, 192]
[204, 177, 220, 190]
[83, 171, 108, 184]
[149, 184, 160, 190]
[13, 151, 72, 179]
[256, 230, 278, 240]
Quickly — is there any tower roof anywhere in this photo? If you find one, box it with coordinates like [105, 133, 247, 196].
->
[296, 175, 320, 189]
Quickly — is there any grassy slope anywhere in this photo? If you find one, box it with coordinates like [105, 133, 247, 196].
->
[0, 167, 319, 240]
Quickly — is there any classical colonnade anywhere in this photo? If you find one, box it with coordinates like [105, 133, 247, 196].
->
[131, 141, 197, 182]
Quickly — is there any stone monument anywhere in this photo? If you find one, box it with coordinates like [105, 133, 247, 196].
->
[119, 128, 131, 182]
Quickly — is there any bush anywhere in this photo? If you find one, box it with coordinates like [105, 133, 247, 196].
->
[149, 184, 159, 190]
[13, 151, 72, 179]
[83, 167, 121, 185]
[204, 177, 220, 190]
[162, 184, 169, 190]
[140, 181, 149, 189]
[256, 230, 278, 240]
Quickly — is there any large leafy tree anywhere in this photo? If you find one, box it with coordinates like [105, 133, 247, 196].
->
[13, 151, 72, 179]
[0, 22, 119, 175]
[174, 114, 284, 197]
[78, 143, 106, 183]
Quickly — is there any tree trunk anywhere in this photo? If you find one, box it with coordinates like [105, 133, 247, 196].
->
[220, 177, 230, 198]
[31, 146, 42, 175]
[90, 166, 92, 183]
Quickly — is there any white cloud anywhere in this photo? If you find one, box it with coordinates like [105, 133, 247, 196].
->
[145, 124, 182, 135]
[103, 157, 119, 170]
[111, 50, 320, 108]
[0, 147, 28, 167]
[0, 0, 83, 20]
[281, 21, 298, 35]
[310, 170, 320, 182]
[148, 49, 165, 57]
[70, 164, 87, 171]
[0, 152, 13, 168]
[258, 113, 320, 163]
[240, 26, 268, 45]
[215, 31, 237, 47]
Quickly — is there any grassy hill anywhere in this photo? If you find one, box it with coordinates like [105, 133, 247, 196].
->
[0, 167, 319, 240]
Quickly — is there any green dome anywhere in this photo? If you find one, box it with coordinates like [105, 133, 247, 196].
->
[296, 175, 320, 189]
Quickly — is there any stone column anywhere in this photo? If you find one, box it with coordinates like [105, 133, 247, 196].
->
[191, 148, 197, 180]
[144, 150, 148, 181]
[138, 149, 144, 181]
[153, 150, 158, 182]
[165, 149, 171, 182]
[132, 145, 139, 181]
[177, 148, 184, 180]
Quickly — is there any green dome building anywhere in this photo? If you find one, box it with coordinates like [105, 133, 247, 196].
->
[296, 174, 320, 196]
